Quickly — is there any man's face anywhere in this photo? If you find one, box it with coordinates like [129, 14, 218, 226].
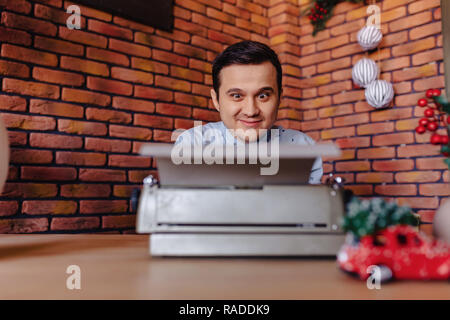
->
[211, 61, 280, 142]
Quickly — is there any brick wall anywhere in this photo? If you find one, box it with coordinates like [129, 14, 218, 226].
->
[0, 0, 446, 233]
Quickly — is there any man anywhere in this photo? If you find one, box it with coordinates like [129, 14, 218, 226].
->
[175, 40, 323, 184]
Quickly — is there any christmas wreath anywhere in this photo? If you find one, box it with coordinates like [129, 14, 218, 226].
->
[303, 0, 367, 36]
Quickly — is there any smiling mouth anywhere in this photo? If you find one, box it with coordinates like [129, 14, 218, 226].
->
[240, 119, 262, 127]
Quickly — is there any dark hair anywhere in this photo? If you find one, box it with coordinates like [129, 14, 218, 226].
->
[212, 40, 282, 101]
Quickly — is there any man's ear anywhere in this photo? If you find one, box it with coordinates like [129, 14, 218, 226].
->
[210, 89, 220, 112]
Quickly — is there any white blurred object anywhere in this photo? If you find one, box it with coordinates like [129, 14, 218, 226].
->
[352, 58, 379, 88]
[434, 199, 450, 244]
[0, 114, 9, 194]
[357, 25, 383, 51]
[365, 80, 394, 108]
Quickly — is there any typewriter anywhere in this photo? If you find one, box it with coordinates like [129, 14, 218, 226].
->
[135, 142, 348, 257]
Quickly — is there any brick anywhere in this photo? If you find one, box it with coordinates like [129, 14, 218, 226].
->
[62, 0, 105, 18]
[155, 75, 191, 92]
[392, 64, 437, 82]
[56, 152, 106, 166]
[356, 172, 394, 183]
[357, 147, 396, 159]
[88, 20, 132, 40]
[345, 185, 373, 196]
[30, 99, 83, 118]
[397, 145, 441, 157]
[62, 88, 110, 107]
[174, 42, 206, 60]
[373, 159, 414, 171]
[174, 18, 207, 37]
[134, 86, 173, 102]
[34, 36, 82, 57]
[3, 78, 59, 99]
[102, 215, 136, 229]
[170, 66, 203, 83]
[109, 155, 150, 168]
[109, 125, 152, 141]
[2, 44, 57, 67]
[189, 59, 212, 74]
[333, 113, 369, 127]
[333, 90, 365, 104]
[192, 12, 223, 31]
[10, 149, 53, 164]
[330, 19, 364, 37]
[395, 92, 424, 107]
[1, 0, 32, 13]
[419, 184, 450, 196]
[128, 170, 158, 183]
[30, 132, 82, 149]
[371, 108, 412, 122]
[33, 67, 84, 86]
[135, 32, 172, 51]
[410, 21, 441, 41]
[2, 113, 55, 131]
[375, 185, 417, 196]
[1, 11, 56, 36]
[395, 171, 441, 183]
[320, 126, 355, 140]
[0, 26, 31, 46]
[2, 183, 57, 198]
[22, 200, 77, 215]
[0, 59, 29, 78]
[86, 47, 129, 66]
[58, 119, 107, 136]
[112, 97, 155, 113]
[192, 108, 221, 122]
[381, 56, 410, 72]
[87, 77, 132, 96]
[335, 137, 370, 149]
[51, 217, 99, 231]
[134, 113, 173, 129]
[131, 57, 169, 74]
[335, 161, 370, 172]
[192, 35, 224, 53]
[61, 56, 109, 76]
[114, 185, 140, 198]
[79, 169, 126, 182]
[80, 200, 127, 214]
[85, 108, 131, 124]
[317, 35, 349, 52]
[113, 16, 154, 34]
[153, 129, 174, 142]
[206, 7, 235, 24]
[392, 37, 435, 57]
[301, 118, 332, 131]
[156, 29, 190, 44]
[0, 201, 18, 217]
[412, 49, 444, 66]
[414, 76, 445, 92]
[59, 27, 107, 48]
[318, 104, 353, 118]
[416, 157, 448, 170]
[153, 49, 188, 67]
[60, 184, 111, 198]
[0, 217, 48, 233]
[176, 0, 206, 13]
[409, 0, 440, 14]
[174, 92, 208, 108]
[21, 166, 76, 181]
[299, 51, 331, 67]
[0, 95, 26, 112]
[85, 137, 131, 153]
[7, 131, 27, 146]
[372, 132, 414, 146]
[156, 103, 191, 118]
[34, 3, 84, 26]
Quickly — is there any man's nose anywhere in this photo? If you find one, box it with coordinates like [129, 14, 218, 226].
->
[242, 97, 260, 117]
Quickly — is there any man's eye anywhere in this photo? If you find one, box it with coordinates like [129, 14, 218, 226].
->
[259, 93, 270, 99]
[231, 93, 241, 99]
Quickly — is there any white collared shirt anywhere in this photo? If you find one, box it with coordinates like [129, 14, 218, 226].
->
[175, 121, 323, 184]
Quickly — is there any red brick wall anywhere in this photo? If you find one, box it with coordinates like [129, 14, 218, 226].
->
[0, 0, 446, 233]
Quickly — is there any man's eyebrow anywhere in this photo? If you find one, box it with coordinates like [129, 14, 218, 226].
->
[225, 87, 274, 94]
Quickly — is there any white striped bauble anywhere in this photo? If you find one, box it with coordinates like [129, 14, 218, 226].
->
[365, 80, 394, 108]
[357, 25, 383, 51]
[352, 58, 378, 88]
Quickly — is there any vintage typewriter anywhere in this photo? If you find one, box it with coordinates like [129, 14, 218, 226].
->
[135, 142, 348, 257]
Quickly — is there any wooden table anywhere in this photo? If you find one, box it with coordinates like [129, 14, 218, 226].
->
[0, 228, 448, 300]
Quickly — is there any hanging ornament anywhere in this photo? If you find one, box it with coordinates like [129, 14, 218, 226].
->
[352, 58, 379, 88]
[357, 25, 383, 51]
[365, 80, 394, 108]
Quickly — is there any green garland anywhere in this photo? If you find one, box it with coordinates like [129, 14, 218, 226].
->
[342, 197, 420, 240]
[303, 0, 366, 36]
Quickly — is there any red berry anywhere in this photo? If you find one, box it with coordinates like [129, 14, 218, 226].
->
[415, 126, 426, 134]
[424, 108, 434, 117]
[447, 116, 450, 125]
[430, 134, 441, 145]
[441, 135, 449, 145]
[419, 118, 429, 126]
[418, 98, 428, 107]
[426, 89, 434, 98]
[432, 88, 441, 97]
[324, 9, 327, 13]
[427, 121, 438, 131]
[443, 152, 450, 157]
[320, 15, 323, 18]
